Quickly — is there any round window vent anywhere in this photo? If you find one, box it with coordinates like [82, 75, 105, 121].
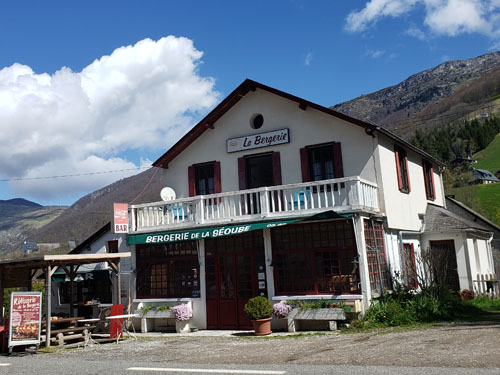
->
[250, 114, 264, 129]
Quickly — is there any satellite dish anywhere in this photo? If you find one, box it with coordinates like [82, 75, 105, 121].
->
[160, 187, 176, 201]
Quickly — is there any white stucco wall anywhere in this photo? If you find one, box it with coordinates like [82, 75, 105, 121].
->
[376, 135, 444, 231]
[159, 89, 378, 198]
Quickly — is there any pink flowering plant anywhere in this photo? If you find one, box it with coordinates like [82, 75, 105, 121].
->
[273, 301, 292, 318]
[172, 304, 193, 321]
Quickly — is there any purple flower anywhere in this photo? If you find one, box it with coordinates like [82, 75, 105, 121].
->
[172, 304, 193, 321]
[273, 301, 292, 318]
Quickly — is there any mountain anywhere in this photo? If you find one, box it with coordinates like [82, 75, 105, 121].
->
[7, 52, 500, 255]
[332, 52, 500, 138]
[0, 199, 65, 254]
[33, 167, 167, 249]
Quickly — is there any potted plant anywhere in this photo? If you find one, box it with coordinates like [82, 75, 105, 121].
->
[244, 296, 273, 336]
[460, 289, 475, 301]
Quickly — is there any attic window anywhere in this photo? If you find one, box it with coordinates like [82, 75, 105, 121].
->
[250, 114, 264, 129]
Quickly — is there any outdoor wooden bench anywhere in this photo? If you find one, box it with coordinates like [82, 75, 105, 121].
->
[287, 308, 346, 332]
[41, 316, 92, 347]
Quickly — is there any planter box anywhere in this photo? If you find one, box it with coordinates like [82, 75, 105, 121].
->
[135, 310, 174, 333]
[287, 308, 346, 332]
[135, 310, 174, 319]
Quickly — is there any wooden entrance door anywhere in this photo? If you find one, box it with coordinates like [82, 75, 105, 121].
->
[205, 231, 266, 329]
[429, 240, 460, 291]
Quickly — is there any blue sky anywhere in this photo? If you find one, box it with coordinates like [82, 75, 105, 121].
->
[1, 0, 500, 206]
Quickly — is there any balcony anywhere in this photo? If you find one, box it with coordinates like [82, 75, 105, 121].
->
[129, 176, 379, 234]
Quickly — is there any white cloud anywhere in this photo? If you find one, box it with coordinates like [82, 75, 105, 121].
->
[346, 0, 500, 40]
[304, 52, 313, 66]
[366, 49, 385, 58]
[0, 36, 220, 203]
[345, 0, 419, 32]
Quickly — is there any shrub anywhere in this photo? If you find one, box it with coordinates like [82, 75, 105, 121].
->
[244, 296, 273, 320]
[361, 285, 461, 327]
[172, 304, 192, 321]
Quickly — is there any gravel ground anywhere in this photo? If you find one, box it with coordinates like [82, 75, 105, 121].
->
[51, 321, 500, 369]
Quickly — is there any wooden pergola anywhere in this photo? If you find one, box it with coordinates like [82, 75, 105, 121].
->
[0, 252, 131, 347]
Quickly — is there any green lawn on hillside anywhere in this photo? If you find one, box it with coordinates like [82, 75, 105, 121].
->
[450, 183, 500, 225]
[474, 132, 500, 173]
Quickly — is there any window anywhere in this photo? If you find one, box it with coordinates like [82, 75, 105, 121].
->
[402, 243, 418, 288]
[107, 240, 118, 253]
[188, 161, 221, 196]
[300, 142, 343, 182]
[195, 163, 214, 195]
[423, 160, 435, 200]
[271, 221, 360, 295]
[364, 219, 391, 293]
[394, 146, 410, 193]
[136, 241, 200, 298]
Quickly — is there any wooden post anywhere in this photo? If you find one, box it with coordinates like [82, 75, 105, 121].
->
[115, 261, 121, 306]
[107, 259, 121, 306]
[45, 264, 52, 348]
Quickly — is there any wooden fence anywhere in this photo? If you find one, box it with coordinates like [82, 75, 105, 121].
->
[474, 273, 500, 299]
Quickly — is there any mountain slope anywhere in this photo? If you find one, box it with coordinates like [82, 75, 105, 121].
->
[33, 167, 167, 248]
[332, 52, 500, 138]
[0, 199, 65, 254]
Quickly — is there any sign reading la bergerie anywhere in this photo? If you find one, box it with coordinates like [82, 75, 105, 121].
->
[226, 128, 289, 153]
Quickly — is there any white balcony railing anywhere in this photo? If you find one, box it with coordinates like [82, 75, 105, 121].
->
[129, 176, 379, 233]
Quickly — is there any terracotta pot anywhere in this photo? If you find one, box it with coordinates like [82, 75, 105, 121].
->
[251, 317, 272, 336]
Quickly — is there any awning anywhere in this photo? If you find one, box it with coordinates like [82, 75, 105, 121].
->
[127, 210, 350, 245]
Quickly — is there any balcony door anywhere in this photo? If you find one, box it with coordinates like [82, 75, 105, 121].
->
[238, 152, 282, 214]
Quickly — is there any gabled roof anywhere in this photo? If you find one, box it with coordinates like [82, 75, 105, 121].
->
[425, 203, 492, 233]
[446, 196, 500, 232]
[472, 168, 500, 182]
[69, 222, 111, 254]
[153, 79, 445, 169]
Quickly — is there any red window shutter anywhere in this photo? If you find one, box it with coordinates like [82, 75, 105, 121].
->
[272, 152, 282, 186]
[333, 142, 344, 178]
[188, 165, 196, 197]
[238, 157, 247, 190]
[300, 147, 310, 182]
[214, 161, 222, 193]
[405, 155, 411, 193]
[395, 149, 403, 190]
[429, 165, 435, 199]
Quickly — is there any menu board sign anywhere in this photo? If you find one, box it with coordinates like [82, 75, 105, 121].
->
[8, 292, 42, 348]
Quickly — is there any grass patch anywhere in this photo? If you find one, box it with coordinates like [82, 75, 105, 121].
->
[449, 183, 500, 225]
[474, 132, 500, 171]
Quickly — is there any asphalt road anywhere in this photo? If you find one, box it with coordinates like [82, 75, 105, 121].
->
[1, 321, 500, 374]
[1, 356, 500, 375]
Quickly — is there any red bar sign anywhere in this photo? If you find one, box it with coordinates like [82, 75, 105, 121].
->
[113, 203, 129, 233]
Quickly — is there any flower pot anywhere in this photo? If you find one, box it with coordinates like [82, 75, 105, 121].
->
[251, 317, 272, 336]
[175, 320, 190, 333]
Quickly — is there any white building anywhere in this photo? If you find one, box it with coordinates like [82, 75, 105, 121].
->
[122, 80, 495, 330]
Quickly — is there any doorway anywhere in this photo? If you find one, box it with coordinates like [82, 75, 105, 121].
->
[429, 240, 460, 291]
[205, 231, 266, 329]
[246, 154, 274, 189]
